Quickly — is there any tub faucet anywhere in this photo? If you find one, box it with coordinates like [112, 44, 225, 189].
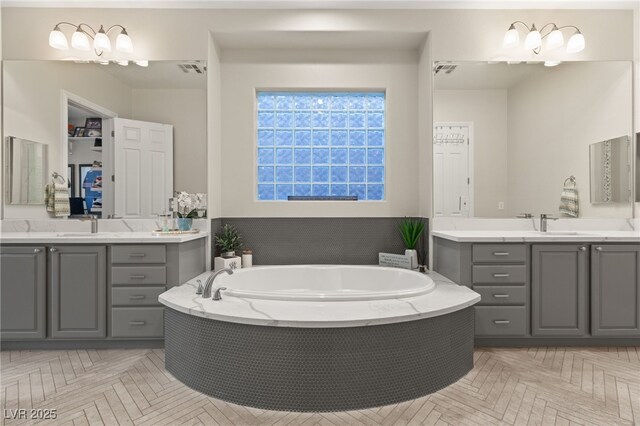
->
[539, 214, 558, 232]
[202, 268, 234, 299]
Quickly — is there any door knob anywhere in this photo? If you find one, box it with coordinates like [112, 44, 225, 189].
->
[49, 248, 58, 252]
[33, 248, 42, 253]
[595, 246, 603, 251]
[579, 246, 586, 251]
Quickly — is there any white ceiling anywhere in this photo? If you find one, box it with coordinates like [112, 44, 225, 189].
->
[434, 62, 549, 90]
[94, 61, 207, 90]
[2, 0, 637, 8]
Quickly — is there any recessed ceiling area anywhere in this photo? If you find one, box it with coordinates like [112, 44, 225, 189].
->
[211, 31, 428, 51]
[93, 61, 207, 89]
[434, 62, 550, 90]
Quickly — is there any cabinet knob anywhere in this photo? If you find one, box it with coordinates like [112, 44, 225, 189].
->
[33, 248, 41, 253]
[49, 248, 58, 252]
[595, 246, 603, 251]
[579, 246, 586, 251]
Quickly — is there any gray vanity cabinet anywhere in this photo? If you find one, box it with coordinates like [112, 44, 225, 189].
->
[50, 246, 107, 339]
[591, 245, 640, 336]
[531, 244, 589, 336]
[0, 246, 46, 339]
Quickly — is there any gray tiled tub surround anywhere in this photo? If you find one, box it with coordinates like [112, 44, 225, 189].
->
[211, 217, 429, 265]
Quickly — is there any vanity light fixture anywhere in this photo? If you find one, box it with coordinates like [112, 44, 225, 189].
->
[502, 21, 585, 54]
[48, 22, 133, 56]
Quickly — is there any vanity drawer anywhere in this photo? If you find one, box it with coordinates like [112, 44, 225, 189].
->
[111, 307, 164, 338]
[473, 244, 526, 263]
[475, 306, 526, 336]
[111, 245, 166, 264]
[112, 286, 165, 306]
[111, 266, 166, 285]
[472, 265, 526, 284]
[473, 286, 526, 306]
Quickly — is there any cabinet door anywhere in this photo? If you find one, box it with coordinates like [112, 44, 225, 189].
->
[50, 246, 106, 339]
[0, 246, 46, 339]
[591, 245, 640, 336]
[532, 244, 589, 336]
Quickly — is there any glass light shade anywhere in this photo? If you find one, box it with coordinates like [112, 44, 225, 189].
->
[566, 31, 585, 53]
[49, 27, 69, 50]
[71, 29, 91, 51]
[116, 31, 133, 53]
[502, 26, 520, 49]
[93, 27, 112, 52]
[546, 28, 564, 50]
[524, 28, 542, 50]
[116, 60, 129, 66]
[544, 60, 561, 67]
[134, 59, 148, 67]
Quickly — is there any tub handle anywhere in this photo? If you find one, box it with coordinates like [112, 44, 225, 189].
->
[493, 320, 510, 325]
[129, 321, 146, 326]
[493, 252, 510, 256]
[493, 294, 510, 298]
[493, 273, 510, 278]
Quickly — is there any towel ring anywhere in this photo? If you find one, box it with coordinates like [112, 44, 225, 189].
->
[563, 176, 576, 186]
[51, 172, 66, 184]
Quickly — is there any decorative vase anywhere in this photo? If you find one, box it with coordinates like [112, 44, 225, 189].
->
[177, 218, 193, 231]
[405, 249, 418, 270]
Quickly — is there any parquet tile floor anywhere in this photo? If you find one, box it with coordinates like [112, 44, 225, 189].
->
[1, 347, 639, 425]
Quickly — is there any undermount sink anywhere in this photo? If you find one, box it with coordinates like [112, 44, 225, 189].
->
[56, 232, 109, 237]
[537, 231, 593, 236]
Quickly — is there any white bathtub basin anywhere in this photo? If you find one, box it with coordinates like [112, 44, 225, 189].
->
[217, 265, 435, 301]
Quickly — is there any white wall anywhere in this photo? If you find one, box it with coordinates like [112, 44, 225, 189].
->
[433, 89, 509, 217]
[3, 61, 132, 218]
[131, 88, 207, 194]
[219, 50, 419, 217]
[507, 62, 633, 218]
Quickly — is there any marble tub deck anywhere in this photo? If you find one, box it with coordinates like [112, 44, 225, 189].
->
[159, 268, 480, 328]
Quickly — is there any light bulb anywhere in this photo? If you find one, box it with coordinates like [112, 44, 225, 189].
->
[49, 25, 69, 50]
[116, 29, 133, 54]
[566, 31, 585, 53]
[502, 24, 520, 49]
[134, 60, 148, 67]
[524, 24, 542, 50]
[546, 26, 564, 50]
[71, 28, 91, 51]
[93, 25, 112, 52]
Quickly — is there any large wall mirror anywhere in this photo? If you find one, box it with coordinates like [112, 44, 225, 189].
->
[432, 61, 633, 219]
[2, 60, 207, 219]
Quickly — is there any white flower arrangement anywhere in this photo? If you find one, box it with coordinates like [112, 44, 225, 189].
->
[175, 191, 207, 218]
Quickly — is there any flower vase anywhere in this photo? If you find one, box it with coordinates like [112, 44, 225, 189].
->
[177, 218, 193, 231]
[405, 249, 418, 270]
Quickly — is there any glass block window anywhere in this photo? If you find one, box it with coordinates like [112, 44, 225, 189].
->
[256, 91, 385, 201]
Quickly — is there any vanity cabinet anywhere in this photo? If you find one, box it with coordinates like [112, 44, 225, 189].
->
[591, 245, 640, 336]
[0, 246, 47, 339]
[50, 246, 107, 339]
[531, 244, 589, 336]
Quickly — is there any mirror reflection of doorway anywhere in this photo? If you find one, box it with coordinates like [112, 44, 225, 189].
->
[433, 122, 473, 217]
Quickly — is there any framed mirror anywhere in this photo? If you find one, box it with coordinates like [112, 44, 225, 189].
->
[4, 136, 48, 205]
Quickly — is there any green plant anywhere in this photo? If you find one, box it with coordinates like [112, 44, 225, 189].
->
[398, 218, 425, 250]
[215, 224, 243, 253]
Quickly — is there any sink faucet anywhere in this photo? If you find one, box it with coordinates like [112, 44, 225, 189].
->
[78, 215, 98, 233]
[202, 268, 234, 299]
[539, 214, 558, 232]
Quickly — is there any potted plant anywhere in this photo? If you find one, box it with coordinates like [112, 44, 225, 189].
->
[398, 217, 425, 270]
[215, 224, 243, 258]
[175, 191, 206, 231]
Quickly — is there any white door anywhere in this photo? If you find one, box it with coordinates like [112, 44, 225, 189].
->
[433, 123, 472, 217]
[114, 118, 173, 218]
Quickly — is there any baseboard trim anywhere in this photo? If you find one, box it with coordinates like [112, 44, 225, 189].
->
[1, 339, 165, 350]
[475, 337, 640, 347]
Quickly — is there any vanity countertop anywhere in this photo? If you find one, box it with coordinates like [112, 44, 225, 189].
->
[432, 230, 640, 243]
[0, 231, 209, 244]
[159, 269, 480, 328]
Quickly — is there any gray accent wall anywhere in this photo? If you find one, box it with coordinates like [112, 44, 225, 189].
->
[211, 217, 429, 266]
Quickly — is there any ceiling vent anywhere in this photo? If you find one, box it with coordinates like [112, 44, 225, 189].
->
[178, 63, 207, 74]
[433, 63, 458, 75]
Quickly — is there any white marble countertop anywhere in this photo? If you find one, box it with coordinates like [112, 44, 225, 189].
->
[0, 231, 209, 244]
[159, 268, 480, 328]
[432, 230, 639, 243]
